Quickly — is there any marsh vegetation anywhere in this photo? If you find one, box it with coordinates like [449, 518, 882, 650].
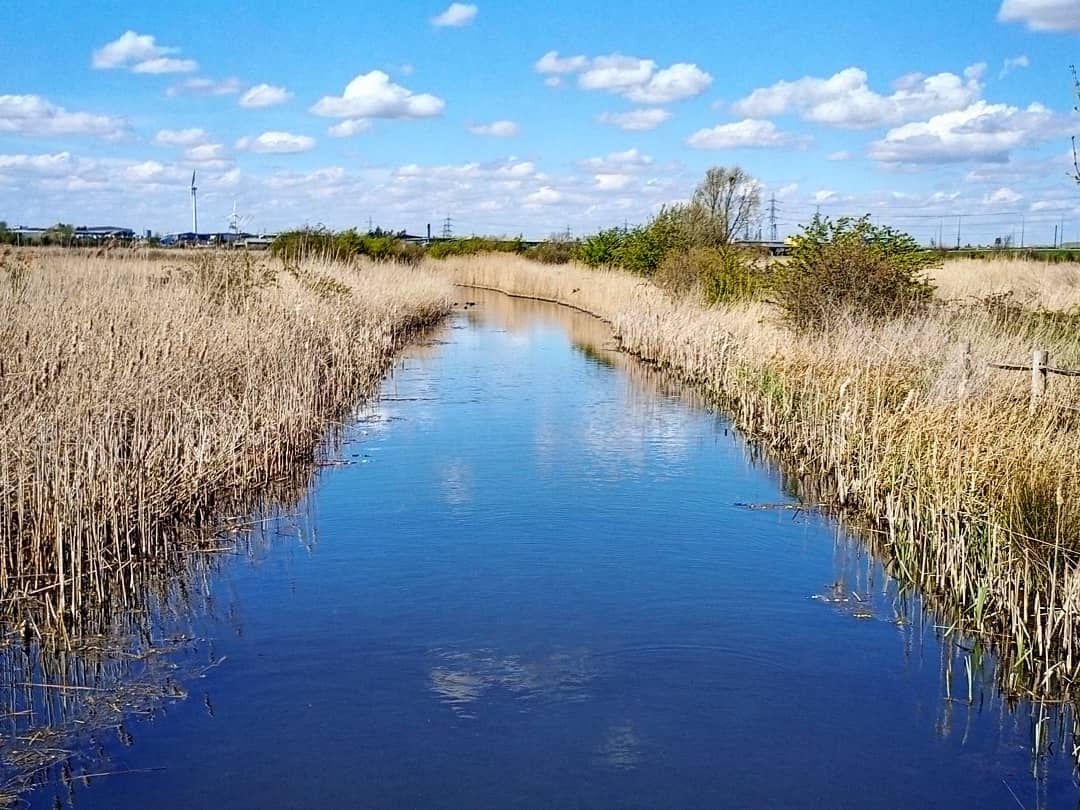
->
[0, 248, 451, 645]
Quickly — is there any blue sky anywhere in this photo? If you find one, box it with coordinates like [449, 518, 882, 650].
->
[2, 0, 1079, 243]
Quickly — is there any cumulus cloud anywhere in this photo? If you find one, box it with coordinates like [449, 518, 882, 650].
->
[328, 119, 373, 137]
[597, 108, 671, 131]
[431, 3, 478, 26]
[731, 65, 984, 128]
[310, 71, 445, 120]
[184, 143, 228, 163]
[525, 186, 563, 205]
[0, 94, 128, 139]
[578, 148, 654, 172]
[166, 77, 243, 97]
[868, 100, 1065, 164]
[235, 131, 316, 153]
[686, 119, 808, 150]
[593, 173, 634, 191]
[535, 51, 711, 104]
[998, 0, 1080, 31]
[154, 128, 209, 147]
[468, 120, 519, 137]
[827, 150, 855, 161]
[92, 31, 198, 74]
[984, 186, 1023, 204]
[239, 83, 293, 109]
[0, 152, 76, 175]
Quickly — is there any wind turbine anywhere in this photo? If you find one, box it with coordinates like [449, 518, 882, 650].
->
[226, 200, 249, 246]
[190, 170, 198, 239]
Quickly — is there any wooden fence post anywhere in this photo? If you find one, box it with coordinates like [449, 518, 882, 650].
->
[1031, 348, 1048, 412]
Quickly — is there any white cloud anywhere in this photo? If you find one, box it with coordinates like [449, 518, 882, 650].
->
[578, 149, 654, 172]
[999, 0, 1080, 31]
[468, 120, 519, 137]
[525, 186, 563, 205]
[121, 160, 187, 185]
[92, 31, 198, 74]
[869, 100, 1066, 164]
[827, 150, 855, 161]
[535, 51, 588, 74]
[0, 152, 76, 175]
[236, 131, 316, 153]
[184, 143, 228, 163]
[0, 94, 128, 139]
[984, 186, 1023, 204]
[166, 77, 243, 97]
[686, 119, 808, 150]
[310, 71, 445, 119]
[154, 128, 209, 147]
[431, 3, 478, 26]
[732, 65, 984, 129]
[999, 55, 1031, 78]
[328, 119, 373, 137]
[535, 51, 711, 104]
[132, 58, 198, 75]
[593, 173, 634, 191]
[239, 83, 293, 109]
[598, 108, 672, 131]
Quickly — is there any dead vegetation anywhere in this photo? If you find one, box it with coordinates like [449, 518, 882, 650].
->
[0, 248, 452, 644]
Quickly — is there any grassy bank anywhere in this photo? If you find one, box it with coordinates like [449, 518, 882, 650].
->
[0, 248, 452, 641]
[435, 253, 1080, 701]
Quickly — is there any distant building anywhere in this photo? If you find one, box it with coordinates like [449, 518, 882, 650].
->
[73, 226, 135, 243]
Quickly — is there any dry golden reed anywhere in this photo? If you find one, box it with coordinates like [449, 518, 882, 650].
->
[435, 253, 1080, 701]
[0, 249, 452, 640]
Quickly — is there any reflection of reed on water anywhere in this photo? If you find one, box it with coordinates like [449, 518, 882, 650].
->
[464, 288, 710, 412]
[0, 470, 318, 805]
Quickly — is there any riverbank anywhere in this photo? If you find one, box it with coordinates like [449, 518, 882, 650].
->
[434, 253, 1080, 701]
[0, 249, 452, 642]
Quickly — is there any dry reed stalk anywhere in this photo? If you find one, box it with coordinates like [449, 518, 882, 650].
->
[433, 253, 1080, 702]
[0, 248, 452, 643]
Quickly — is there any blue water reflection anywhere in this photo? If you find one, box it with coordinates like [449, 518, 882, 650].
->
[22, 288, 1079, 809]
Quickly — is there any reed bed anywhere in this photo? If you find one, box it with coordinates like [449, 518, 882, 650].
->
[436, 254, 1080, 702]
[931, 257, 1080, 311]
[0, 248, 452, 643]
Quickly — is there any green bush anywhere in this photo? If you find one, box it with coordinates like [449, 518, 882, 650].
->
[576, 228, 625, 268]
[654, 246, 766, 304]
[524, 240, 575, 264]
[771, 215, 937, 330]
[577, 216, 685, 276]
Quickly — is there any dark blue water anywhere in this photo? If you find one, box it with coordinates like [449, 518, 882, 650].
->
[18, 290, 1080, 808]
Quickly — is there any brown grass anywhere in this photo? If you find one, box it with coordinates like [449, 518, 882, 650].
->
[0, 248, 452, 642]
[931, 257, 1080, 310]
[434, 253, 1080, 702]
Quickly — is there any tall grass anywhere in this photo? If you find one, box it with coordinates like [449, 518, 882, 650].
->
[931, 257, 1080, 311]
[0, 248, 452, 642]
[436, 253, 1080, 702]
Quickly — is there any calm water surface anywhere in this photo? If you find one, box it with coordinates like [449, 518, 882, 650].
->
[18, 289, 1080, 808]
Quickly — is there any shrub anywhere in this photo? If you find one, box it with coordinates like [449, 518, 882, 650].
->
[576, 228, 625, 268]
[525, 239, 576, 264]
[771, 215, 937, 330]
[654, 246, 766, 303]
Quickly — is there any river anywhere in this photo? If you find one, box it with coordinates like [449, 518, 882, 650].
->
[8, 288, 1078, 808]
